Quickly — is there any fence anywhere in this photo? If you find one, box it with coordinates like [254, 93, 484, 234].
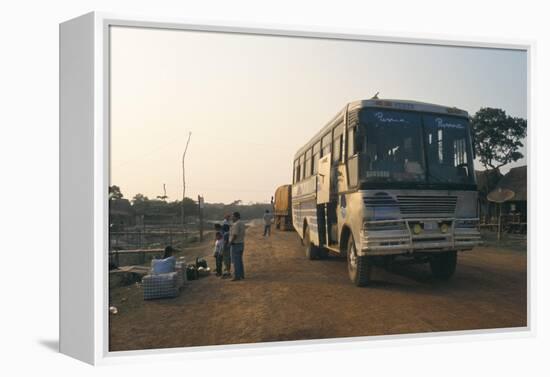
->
[109, 222, 203, 250]
[109, 224, 207, 269]
[479, 213, 527, 235]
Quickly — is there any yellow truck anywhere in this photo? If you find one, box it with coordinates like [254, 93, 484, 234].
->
[273, 184, 293, 231]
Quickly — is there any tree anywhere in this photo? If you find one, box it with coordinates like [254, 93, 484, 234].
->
[156, 183, 168, 201]
[471, 108, 527, 170]
[132, 193, 149, 204]
[131, 193, 150, 215]
[181, 197, 198, 217]
[109, 185, 124, 200]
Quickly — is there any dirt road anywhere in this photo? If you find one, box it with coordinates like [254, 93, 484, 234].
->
[109, 223, 527, 351]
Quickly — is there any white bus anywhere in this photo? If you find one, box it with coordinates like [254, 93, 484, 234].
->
[291, 99, 482, 286]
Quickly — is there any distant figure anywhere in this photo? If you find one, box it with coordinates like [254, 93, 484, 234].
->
[229, 211, 246, 281]
[213, 231, 224, 276]
[221, 214, 232, 278]
[263, 209, 273, 237]
[213, 223, 223, 275]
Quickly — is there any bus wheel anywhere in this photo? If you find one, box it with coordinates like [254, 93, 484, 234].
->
[429, 250, 457, 280]
[347, 234, 371, 286]
[304, 225, 318, 260]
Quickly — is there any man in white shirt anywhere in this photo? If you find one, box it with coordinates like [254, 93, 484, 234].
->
[229, 211, 246, 281]
[263, 209, 274, 237]
[221, 214, 232, 277]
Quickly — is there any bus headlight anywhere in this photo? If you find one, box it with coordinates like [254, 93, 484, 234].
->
[440, 223, 449, 234]
[413, 223, 423, 235]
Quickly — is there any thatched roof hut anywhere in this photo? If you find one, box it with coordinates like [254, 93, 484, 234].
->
[493, 166, 527, 202]
[476, 166, 527, 223]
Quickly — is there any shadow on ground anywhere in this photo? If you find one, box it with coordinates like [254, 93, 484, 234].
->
[38, 339, 59, 352]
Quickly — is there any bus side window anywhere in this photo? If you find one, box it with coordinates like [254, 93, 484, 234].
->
[298, 154, 304, 182]
[312, 141, 321, 174]
[321, 132, 332, 158]
[333, 123, 344, 163]
[304, 148, 312, 178]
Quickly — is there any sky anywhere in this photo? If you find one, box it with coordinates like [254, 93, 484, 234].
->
[110, 26, 527, 204]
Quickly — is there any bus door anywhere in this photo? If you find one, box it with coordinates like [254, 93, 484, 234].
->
[317, 155, 330, 204]
[317, 154, 337, 246]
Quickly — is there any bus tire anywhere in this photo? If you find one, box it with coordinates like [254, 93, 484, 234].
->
[304, 225, 319, 260]
[318, 247, 328, 259]
[429, 250, 457, 280]
[347, 234, 371, 286]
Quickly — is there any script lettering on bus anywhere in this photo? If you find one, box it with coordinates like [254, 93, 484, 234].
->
[374, 112, 408, 124]
[435, 118, 464, 129]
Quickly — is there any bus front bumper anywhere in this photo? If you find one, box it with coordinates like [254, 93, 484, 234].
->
[359, 218, 482, 256]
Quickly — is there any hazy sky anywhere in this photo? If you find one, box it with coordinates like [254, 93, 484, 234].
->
[110, 26, 527, 204]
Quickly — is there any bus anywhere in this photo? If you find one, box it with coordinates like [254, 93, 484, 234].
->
[291, 99, 482, 286]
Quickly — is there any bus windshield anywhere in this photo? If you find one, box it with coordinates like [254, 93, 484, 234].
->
[359, 109, 426, 183]
[358, 109, 475, 186]
[423, 114, 475, 185]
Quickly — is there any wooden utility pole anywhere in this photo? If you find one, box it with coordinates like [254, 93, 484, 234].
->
[181, 132, 192, 237]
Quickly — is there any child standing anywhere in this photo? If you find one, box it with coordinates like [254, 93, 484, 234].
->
[213, 231, 224, 276]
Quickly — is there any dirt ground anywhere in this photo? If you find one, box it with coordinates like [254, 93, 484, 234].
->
[109, 223, 527, 351]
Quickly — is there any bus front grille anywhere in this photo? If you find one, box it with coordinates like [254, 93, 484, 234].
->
[397, 195, 457, 215]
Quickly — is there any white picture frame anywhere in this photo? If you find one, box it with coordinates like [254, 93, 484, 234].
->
[59, 11, 533, 365]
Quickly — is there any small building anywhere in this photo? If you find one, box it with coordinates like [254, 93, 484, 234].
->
[491, 165, 527, 223]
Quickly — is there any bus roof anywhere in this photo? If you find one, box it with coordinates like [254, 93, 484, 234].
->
[348, 98, 469, 117]
[293, 98, 469, 159]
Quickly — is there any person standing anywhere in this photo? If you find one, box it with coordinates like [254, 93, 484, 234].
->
[229, 211, 246, 281]
[221, 214, 232, 278]
[263, 209, 273, 237]
[212, 231, 224, 276]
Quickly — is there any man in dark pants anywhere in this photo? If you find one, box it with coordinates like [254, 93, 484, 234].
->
[229, 211, 246, 281]
[263, 209, 273, 237]
[221, 214, 232, 278]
